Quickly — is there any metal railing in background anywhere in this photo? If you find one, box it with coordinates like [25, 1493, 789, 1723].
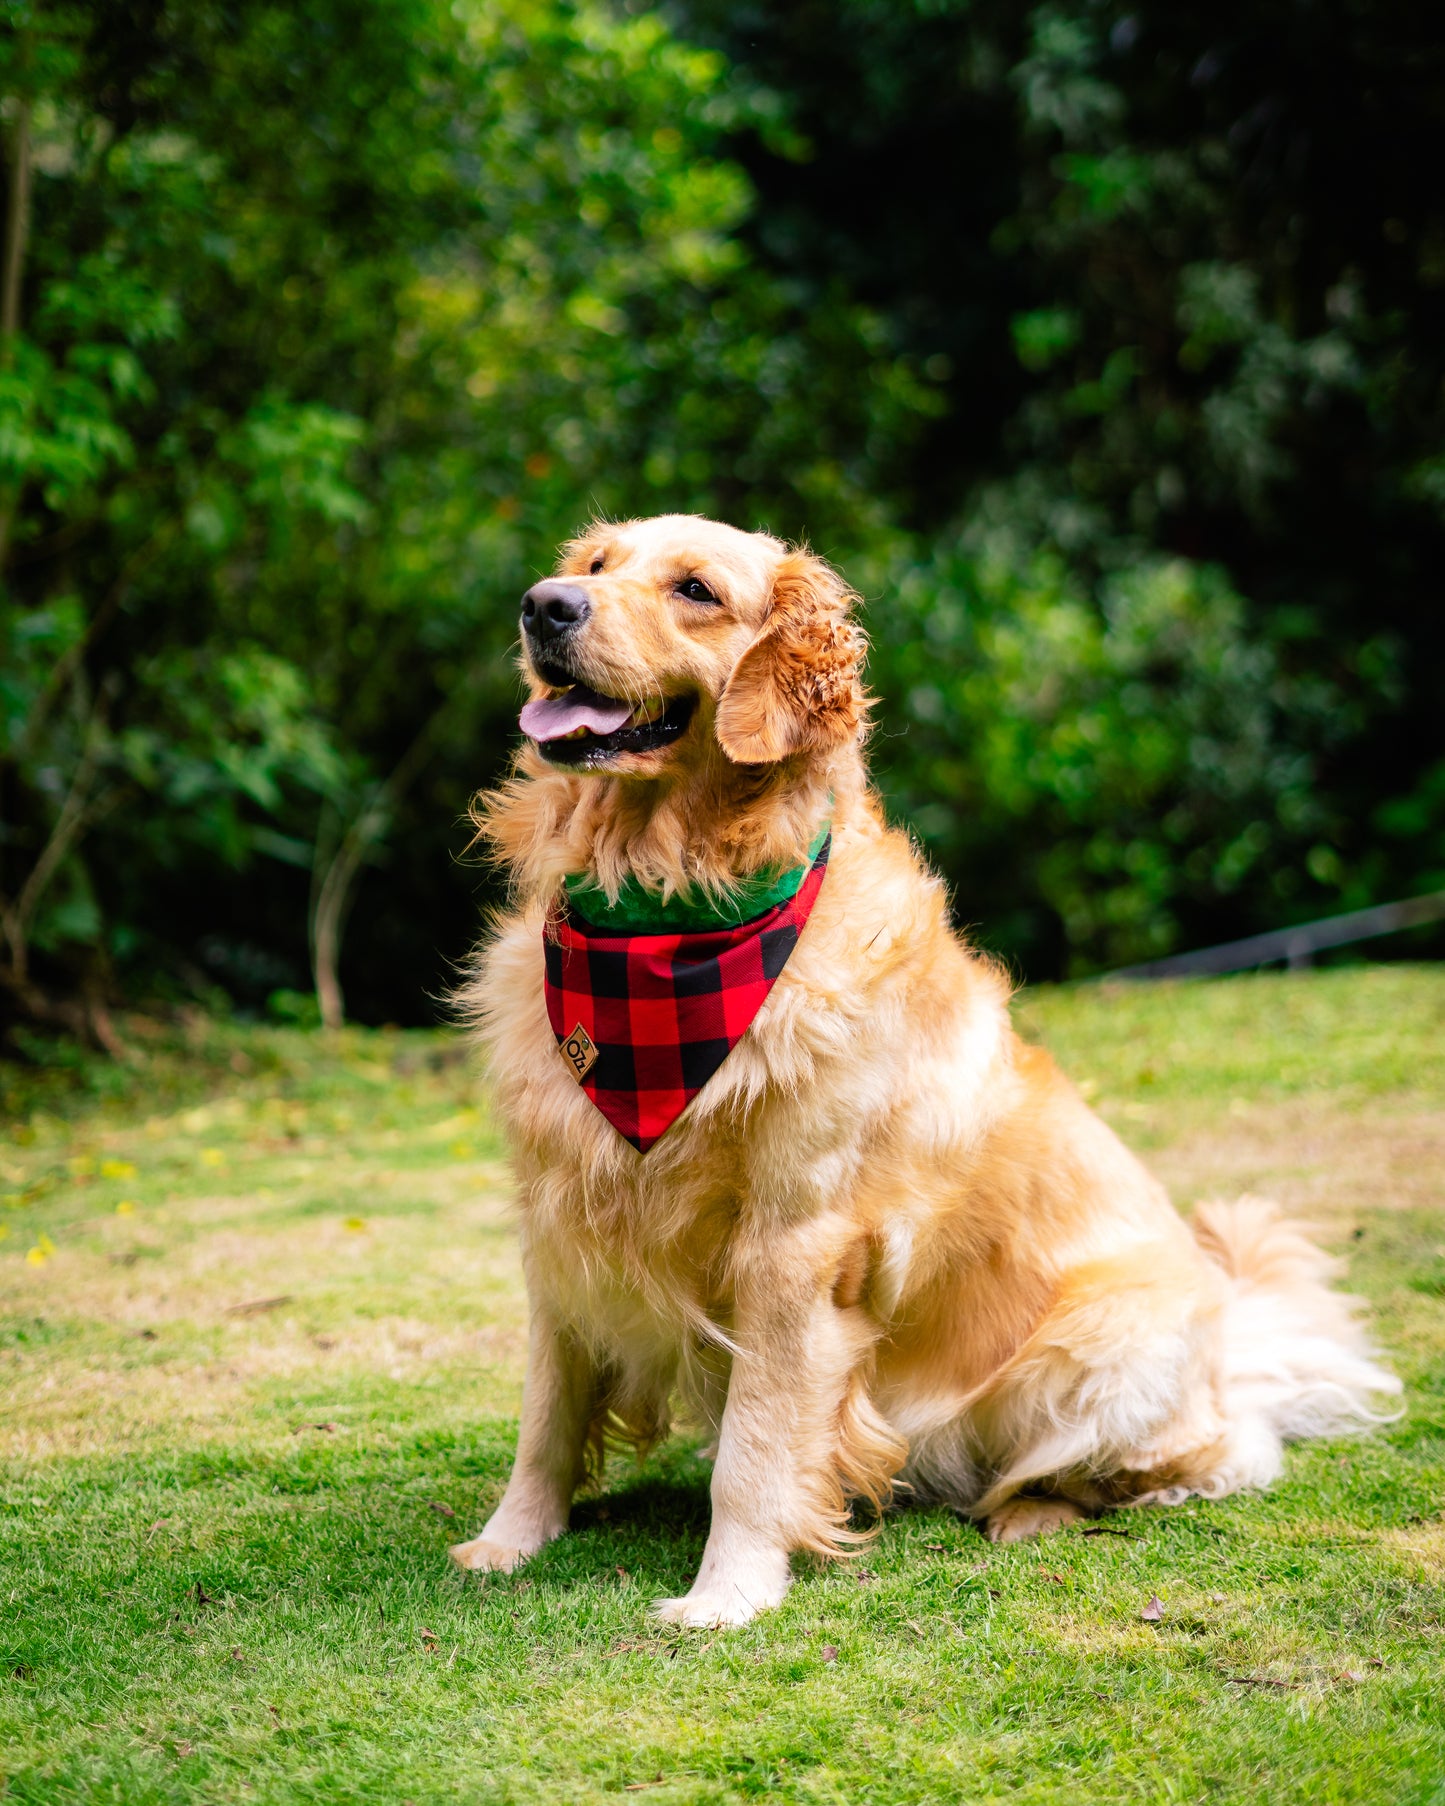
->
[1103, 889, 1445, 981]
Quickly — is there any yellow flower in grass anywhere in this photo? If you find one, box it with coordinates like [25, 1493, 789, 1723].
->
[27, 1234, 55, 1266]
[116, 1200, 137, 1217]
[343, 1216, 365, 1233]
[199, 1148, 226, 1168]
[100, 1159, 138, 1181]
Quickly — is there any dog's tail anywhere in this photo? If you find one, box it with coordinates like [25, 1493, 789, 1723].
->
[1190, 1196, 1401, 1491]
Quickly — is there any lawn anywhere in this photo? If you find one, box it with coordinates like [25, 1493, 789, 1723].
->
[2, 969, 1443, 1805]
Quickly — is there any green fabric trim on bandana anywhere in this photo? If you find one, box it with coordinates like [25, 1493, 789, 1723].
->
[563, 817, 831, 933]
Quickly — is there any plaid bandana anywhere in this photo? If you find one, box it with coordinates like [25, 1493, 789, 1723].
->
[544, 834, 831, 1152]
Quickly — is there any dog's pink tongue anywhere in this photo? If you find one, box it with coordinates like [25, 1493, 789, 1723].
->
[519, 684, 634, 742]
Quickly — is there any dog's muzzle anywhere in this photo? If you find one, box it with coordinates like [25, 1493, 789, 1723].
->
[521, 580, 591, 666]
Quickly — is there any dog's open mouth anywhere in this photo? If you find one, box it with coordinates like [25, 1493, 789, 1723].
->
[519, 683, 696, 765]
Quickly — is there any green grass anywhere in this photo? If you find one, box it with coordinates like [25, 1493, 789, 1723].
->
[2, 969, 1443, 1805]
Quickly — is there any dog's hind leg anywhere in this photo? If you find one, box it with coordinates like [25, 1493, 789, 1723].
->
[983, 1495, 1089, 1543]
[450, 1310, 596, 1574]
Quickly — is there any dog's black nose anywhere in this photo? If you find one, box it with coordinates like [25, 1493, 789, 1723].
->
[521, 580, 591, 642]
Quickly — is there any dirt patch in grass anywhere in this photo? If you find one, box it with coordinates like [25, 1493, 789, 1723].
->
[1144, 1100, 1445, 1224]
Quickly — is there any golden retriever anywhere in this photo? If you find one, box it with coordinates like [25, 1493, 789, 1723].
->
[452, 513, 1398, 1627]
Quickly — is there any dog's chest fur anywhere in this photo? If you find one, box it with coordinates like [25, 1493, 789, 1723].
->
[469, 819, 1013, 1344]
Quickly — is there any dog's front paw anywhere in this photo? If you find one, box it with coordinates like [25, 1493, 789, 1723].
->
[983, 1496, 1087, 1544]
[449, 1531, 546, 1573]
[652, 1549, 792, 1628]
[652, 1578, 787, 1629]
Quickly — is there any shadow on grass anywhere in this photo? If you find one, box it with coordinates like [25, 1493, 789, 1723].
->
[429, 1462, 711, 1601]
[573, 1471, 711, 1540]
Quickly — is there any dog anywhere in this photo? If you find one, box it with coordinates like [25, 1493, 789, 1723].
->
[451, 513, 1399, 1627]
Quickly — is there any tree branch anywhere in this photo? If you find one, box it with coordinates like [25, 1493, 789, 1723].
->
[309, 687, 464, 1031]
[14, 519, 177, 762]
[1, 677, 118, 985]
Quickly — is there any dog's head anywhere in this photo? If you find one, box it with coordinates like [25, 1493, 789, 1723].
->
[516, 514, 868, 775]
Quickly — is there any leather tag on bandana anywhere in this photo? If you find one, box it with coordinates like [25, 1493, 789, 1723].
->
[561, 1022, 598, 1081]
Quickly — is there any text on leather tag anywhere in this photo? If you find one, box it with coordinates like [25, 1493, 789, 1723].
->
[562, 1023, 598, 1080]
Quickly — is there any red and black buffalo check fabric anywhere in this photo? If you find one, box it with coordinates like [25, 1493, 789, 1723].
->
[544, 836, 831, 1152]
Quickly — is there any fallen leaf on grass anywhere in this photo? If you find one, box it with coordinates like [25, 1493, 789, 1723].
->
[854, 1567, 877, 1584]
[419, 1628, 440, 1646]
[194, 1584, 215, 1607]
[428, 1501, 456, 1518]
[821, 1644, 838, 1663]
[624, 1777, 664, 1793]
[230, 1647, 244, 1662]
[1140, 1595, 1164, 1621]
[146, 1518, 173, 1537]
[292, 1422, 337, 1435]
[224, 1295, 293, 1316]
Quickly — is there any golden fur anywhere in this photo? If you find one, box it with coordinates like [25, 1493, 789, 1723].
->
[452, 513, 1399, 1627]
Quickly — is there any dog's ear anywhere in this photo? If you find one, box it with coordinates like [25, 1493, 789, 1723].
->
[714, 550, 869, 764]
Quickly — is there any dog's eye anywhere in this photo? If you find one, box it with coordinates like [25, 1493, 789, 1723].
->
[676, 577, 719, 604]
[589, 557, 604, 574]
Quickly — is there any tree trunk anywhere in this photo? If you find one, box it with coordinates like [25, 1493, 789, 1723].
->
[0, 75, 34, 573]
[0, 92, 31, 340]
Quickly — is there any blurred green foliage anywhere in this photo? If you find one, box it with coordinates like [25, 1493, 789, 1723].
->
[0, 0, 1441, 1037]
[692, 0, 1445, 971]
